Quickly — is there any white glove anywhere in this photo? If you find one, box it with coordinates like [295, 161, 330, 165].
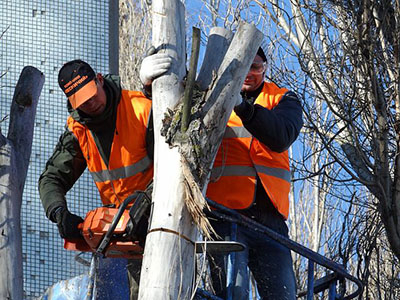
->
[139, 52, 172, 86]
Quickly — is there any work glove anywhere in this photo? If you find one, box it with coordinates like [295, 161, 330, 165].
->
[139, 47, 172, 86]
[53, 207, 84, 239]
[234, 96, 255, 122]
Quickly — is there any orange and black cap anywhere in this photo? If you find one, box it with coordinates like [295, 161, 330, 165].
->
[58, 60, 97, 109]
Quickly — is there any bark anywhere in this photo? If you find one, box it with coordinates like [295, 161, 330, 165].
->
[192, 23, 263, 187]
[139, 1, 190, 299]
[139, 0, 262, 297]
[0, 66, 44, 300]
[163, 24, 263, 188]
[196, 27, 233, 91]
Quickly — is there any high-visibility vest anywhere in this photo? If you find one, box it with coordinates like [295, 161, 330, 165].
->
[67, 90, 153, 207]
[206, 82, 291, 219]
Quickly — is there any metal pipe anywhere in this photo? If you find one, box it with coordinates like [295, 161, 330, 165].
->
[205, 198, 363, 299]
[306, 260, 314, 300]
[329, 281, 337, 300]
[226, 223, 237, 300]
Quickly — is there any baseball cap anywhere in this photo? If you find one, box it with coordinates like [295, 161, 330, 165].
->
[58, 60, 97, 109]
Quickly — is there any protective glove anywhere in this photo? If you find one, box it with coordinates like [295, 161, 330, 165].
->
[139, 47, 172, 86]
[53, 207, 84, 239]
[234, 96, 255, 122]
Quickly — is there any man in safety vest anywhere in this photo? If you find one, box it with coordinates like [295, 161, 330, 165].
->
[206, 47, 303, 299]
[38, 59, 169, 300]
[140, 47, 302, 299]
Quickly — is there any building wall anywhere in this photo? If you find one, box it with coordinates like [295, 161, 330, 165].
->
[0, 1, 113, 298]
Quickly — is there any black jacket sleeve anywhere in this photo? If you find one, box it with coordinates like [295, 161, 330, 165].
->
[234, 91, 303, 152]
[38, 127, 87, 221]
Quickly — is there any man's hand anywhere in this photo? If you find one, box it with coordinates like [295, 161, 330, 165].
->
[139, 47, 172, 86]
[54, 207, 84, 239]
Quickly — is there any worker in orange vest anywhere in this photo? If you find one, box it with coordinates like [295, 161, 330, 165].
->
[140, 46, 302, 299]
[206, 47, 302, 299]
[39, 59, 169, 299]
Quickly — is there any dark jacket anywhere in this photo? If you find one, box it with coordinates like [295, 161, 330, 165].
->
[38, 75, 122, 221]
[234, 81, 303, 153]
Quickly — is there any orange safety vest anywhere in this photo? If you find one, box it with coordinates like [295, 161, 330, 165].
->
[67, 90, 153, 207]
[206, 82, 291, 219]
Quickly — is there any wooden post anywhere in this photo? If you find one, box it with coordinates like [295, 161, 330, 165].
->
[139, 1, 262, 297]
[0, 66, 44, 300]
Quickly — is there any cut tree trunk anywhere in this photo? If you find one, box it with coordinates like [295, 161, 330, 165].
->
[138, 1, 262, 298]
[196, 27, 233, 91]
[139, 1, 190, 299]
[0, 66, 44, 300]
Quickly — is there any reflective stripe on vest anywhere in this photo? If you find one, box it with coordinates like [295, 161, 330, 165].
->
[254, 165, 291, 183]
[223, 126, 252, 139]
[67, 90, 153, 206]
[211, 165, 256, 181]
[206, 82, 291, 219]
[211, 164, 290, 183]
[90, 155, 152, 183]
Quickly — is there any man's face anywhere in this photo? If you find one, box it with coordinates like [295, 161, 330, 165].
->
[242, 54, 266, 93]
[78, 74, 107, 116]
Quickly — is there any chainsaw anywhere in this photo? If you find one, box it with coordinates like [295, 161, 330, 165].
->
[64, 191, 151, 259]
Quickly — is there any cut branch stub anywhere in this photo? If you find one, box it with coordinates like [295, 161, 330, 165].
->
[181, 27, 201, 132]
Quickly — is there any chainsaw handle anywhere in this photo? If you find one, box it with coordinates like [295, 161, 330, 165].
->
[63, 222, 88, 251]
[96, 192, 139, 255]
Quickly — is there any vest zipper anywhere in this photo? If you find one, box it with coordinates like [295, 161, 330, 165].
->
[106, 127, 121, 206]
[84, 128, 90, 160]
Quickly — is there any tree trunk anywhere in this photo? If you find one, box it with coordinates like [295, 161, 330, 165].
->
[196, 27, 233, 91]
[139, 1, 190, 299]
[139, 1, 262, 298]
[0, 66, 44, 300]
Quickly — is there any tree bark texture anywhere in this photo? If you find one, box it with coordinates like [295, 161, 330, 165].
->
[195, 23, 263, 187]
[163, 23, 263, 188]
[138, 0, 191, 299]
[140, 7, 262, 297]
[196, 27, 233, 92]
[0, 66, 44, 300]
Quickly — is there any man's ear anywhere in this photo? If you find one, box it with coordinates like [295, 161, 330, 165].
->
[96, 73, 104, 86]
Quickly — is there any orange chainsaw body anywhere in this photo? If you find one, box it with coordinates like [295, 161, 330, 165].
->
[64, 207, 143, 259]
